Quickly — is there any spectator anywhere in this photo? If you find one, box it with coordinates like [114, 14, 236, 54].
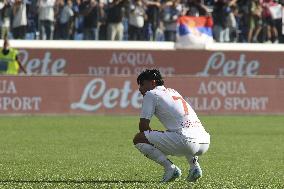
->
[261, 0, 279, 43]
[0, 0, 12, 39]
[38, 0, 56, 40]
[26, 0, 39, 39]
[212, 0, 229, 42]
[248, 0, 263, 42]
[186, 0, 209, 16]
[54, 0, 63, 39]
[58, 0, 74, 39]
[80, 0, 102, 40]
[0, 0, 282, 43]
[145, 0, 161, 41]
[237, 0, 250, 42]
[12, 0, 27, 39]
[204, 0, 214, 6]
[161, 0, 183, 42]
[73, 0, 84, 39]
[228, 4, 238, 42]
[106, 0, 129, 41]
[98, 0, 108, 40]
[275, 0, 284, 43]
[128, 0, 145, 40]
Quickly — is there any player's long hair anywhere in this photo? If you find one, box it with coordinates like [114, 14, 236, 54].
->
[137, 69, 164, 86]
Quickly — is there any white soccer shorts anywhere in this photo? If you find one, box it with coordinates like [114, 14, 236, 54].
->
[144, 130, 210, 156]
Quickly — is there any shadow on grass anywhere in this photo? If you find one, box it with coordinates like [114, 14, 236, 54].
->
[0, 180, 155, 184]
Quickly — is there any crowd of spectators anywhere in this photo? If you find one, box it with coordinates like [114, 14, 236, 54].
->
[0, 0, 283, 43]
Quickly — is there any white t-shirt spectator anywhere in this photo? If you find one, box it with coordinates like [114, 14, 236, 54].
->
[60, 5, 74, 24]
[12, 0, 27, 28]
[38, 0, 55, 21]
[129, 4, 145, 28]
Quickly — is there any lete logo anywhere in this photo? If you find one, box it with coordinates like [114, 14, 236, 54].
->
[198, 52, 260, 76]
[19, 50, 67, 74]
[71, 78, 143, 111]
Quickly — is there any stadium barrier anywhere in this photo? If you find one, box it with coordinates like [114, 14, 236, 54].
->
[0, 75, 283, 115]
[3, 40, 284, 76]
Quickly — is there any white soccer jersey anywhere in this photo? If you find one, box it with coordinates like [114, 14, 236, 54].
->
[140, 85, 209, 141]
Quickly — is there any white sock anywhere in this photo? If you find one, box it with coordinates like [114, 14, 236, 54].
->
[186, 155, 200, 169]
[135, 143, 174, 170]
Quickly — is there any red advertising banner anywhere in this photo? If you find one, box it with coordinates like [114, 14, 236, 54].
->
[18, 49, 284, 76]
[0, 76, 283, 115]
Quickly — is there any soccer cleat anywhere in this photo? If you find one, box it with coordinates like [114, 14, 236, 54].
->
[187, 156, 202, 182]
[187, 166, 202, 182]
[161, 166, 182, 182]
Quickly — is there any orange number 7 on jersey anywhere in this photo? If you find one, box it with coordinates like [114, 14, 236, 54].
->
[172, 96, 189, 115]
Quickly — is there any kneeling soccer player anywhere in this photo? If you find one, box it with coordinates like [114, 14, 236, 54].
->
[133, 69, 210, 182]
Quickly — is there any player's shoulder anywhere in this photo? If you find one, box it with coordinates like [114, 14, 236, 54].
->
[144, 90, 156, 98]
[146, 86, 166, 96]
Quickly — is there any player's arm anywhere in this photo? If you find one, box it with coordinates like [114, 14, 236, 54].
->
[139, 92, 155, 132]
[139, 118, 151, 132]
[16, 55, 27, 74]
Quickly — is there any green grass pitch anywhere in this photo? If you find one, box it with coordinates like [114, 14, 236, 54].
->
[0, 115, 283, 189]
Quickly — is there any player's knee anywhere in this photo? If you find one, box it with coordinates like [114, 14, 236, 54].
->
[133, 132, 147, 145]
[196, 143, 210, 156]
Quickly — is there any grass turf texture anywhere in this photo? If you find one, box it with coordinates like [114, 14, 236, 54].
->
[0, 115, 283, 189]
